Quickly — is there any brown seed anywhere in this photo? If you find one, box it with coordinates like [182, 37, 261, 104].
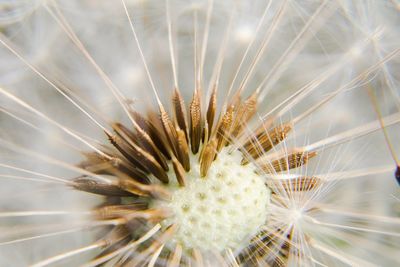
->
[190, 89, 203, 154]
[259, 150, 317, 173]
[106, 132, 149, 173]
[172, 157, 186, 186]
[79, 152, 150, 184]
[215, 105, 235, 151]
[231, 91, 258, 137]
[110, 158, 150, 184]
[242, 123, 292, 164]
[113, 123, 169, 171]
[129, 109, 151, 133]
[176, 128, 190, 171]
[159, 105, 180, 157]
[167, 243, 183, 267]
[72, 177, 132, 197]
[118, 177, 171, 200]
[102, 226, 130, 248]
[123, 208, 171, 223]
[200, 139, 218, 177]
[109, 129, 169, 183]
[131, 110, 171, 159]
[95, 204, 147, 220]
[172, 88, 189, 141]
[117, 178, 150, 197]
[202, 120, 209, 145]
[206, 85, 217, 138]
[268, 176, 322, 192]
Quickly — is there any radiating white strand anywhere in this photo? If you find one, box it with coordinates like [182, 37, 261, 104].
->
[198, 0, 214, 85]
[260, 33, 393, 120]
[120, 0, 162, 106]
[147, 244, 164, 267]
[318, 207, 400, 225]
[0, 138, 112, 183]
[258, 0, 336, 96]
[309, 238, 377, 267]
[305, 112, 400, 152]
[205, 4, 236, 97]
[0, 163, 71, 184]
[31, 242, 104, 267]
[0, 107, 82, 152]
[0, 219, 121, 246]
[166, 0, 178, 89]
[0, 174, 59, 184]
[0, 210, 90, 218]
[306, 216, 400, 237]
[81, 224, 161, 267]
[227, 0, 288, 101]
[225, 0, 272, 98]
[44, 2, 143, 131]
[0, 86, 111, 160]
[0, 36, 111, 135]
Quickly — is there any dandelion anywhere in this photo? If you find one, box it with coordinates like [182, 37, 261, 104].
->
[0, 0, 399, 266]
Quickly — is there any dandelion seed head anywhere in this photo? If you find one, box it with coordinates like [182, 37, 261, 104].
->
[1, 0, 400, 266]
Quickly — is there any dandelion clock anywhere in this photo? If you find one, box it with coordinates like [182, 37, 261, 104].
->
[0, 0, 399, 266]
